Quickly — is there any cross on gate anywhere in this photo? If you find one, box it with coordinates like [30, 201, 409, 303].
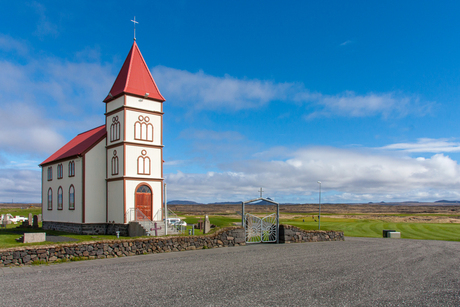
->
[150, 222, 162, 236]
[259, 187, 264, 198]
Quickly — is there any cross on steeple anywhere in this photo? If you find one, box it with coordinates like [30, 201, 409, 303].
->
[259, 187, 264, 198]
[131, 16, 139, 41]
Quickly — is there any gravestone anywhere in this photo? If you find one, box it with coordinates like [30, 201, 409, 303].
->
[28, 213, 33, 227]
[23, 232, 46, 243]
[203, 215, 211, 234]
[37, 214, 42, 223]
[33, 215, 39, 228]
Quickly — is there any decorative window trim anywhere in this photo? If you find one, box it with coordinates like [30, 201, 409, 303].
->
[68, 161, 75, 177]
[111, 150, 119, 175]
[57, 164, 63, 179]
[110, 116, 121, 142]
[47, 188, 53, 210]
[47, 167, 53, 181]
[137, 150, 151, 175]
[134, 115, 153, 142]
[69, 185, 75, 210]
[57, 186, 63, 210]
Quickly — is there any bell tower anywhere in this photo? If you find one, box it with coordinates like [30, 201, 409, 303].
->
[104, 41, 165, 223]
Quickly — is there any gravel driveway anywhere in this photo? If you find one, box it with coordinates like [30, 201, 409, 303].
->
[0, 237, 459, 306]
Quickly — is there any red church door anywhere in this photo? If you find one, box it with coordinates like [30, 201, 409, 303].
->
[135, 185, 152, 221]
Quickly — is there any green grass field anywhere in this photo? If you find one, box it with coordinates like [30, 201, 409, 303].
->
[283, 216, 460, 241]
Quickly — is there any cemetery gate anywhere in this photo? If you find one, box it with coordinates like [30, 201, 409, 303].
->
[242, 197, 279, 244]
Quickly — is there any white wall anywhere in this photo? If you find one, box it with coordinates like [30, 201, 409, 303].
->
[125, 96, 162, 113]
[84, 139, 107, 223]
[42, 158, 83, 223]
[107, 180, 124, 223]
[106, 145, 124, 179]
[106, 110, 124, 146]
[106, 96, 124, 114]
[125, 109, 162, 146]
[125, 146, 162, 179]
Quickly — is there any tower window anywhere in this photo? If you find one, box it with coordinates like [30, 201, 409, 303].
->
[110, 116, 120, 142]
[112, 150, 119, 175]
[134, 115, 153, 142]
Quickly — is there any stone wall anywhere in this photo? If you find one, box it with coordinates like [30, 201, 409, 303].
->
[279, 225, 344, 243]
[0, 226, 344, 267]
[43, 222, 129, 236]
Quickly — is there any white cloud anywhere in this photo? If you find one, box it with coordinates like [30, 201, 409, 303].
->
[0, 36, 114, 157]
[0, 169, 41, 203]
[152, 65, 294, 111]
[165, 146, 460, 203]
[152, 65, 429, 118]
[381, 138, 460, 153]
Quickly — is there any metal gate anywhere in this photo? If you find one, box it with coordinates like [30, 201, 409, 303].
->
[242, 197, 279, 244]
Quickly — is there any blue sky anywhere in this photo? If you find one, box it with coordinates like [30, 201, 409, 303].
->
[1, 1, 460, 203]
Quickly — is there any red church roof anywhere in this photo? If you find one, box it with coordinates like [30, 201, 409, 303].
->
[40, 125, 106, 166]
[103, 41, 165, 103]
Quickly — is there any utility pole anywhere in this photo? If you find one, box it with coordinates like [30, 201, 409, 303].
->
[317, 181, 321, 230]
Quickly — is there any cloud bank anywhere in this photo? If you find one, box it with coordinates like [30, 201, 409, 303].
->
[165, 146, 460, 203]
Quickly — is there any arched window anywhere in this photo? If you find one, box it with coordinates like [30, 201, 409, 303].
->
[137, 150, 150, 175]
[110, 116, 120, 142]
[69, 185, 75, 210]
[57, 164, 63, 179]
[57, 186, 63, 210]
[111, 150, 119, 175]
[134, 115, 153, 142]
[47, 188, 53, 210]
[68, 161, 75, 177]
[48, 167, 53, 181]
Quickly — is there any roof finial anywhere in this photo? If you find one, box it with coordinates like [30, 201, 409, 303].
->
[131, 16, 139, 41]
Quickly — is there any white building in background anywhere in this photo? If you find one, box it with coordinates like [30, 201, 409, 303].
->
[40, 41, 165, 234]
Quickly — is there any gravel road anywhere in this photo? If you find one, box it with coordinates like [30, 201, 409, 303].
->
[1, 237, 459, 306]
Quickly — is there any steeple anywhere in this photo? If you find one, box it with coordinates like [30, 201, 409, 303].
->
[103, 41, 165, 103]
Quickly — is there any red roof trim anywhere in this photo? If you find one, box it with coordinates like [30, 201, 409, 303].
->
[40, 125, 107, 166]
[103, 41, 165, 103]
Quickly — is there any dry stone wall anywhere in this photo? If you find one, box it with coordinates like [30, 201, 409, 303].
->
[279, 225, 344, 243]
[0, 226, 344, 267]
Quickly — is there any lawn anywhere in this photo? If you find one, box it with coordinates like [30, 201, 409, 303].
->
[283, 216, 460, 241]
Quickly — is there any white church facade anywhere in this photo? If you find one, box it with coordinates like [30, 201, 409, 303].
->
[40, 41, 165, 235]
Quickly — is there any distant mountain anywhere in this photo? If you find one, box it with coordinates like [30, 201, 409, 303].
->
[167, 200, 200, 205]
[435, 200, 460, 203]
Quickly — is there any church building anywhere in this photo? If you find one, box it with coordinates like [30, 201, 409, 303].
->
[40, 40, 165, 234]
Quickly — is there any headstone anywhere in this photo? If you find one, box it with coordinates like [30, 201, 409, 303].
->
[203, 215, 211, 234]
[33, 215, 39, 228]
[28, 213, 33, 227]
[37, 214, 42, 223]
[3, 214, 9, 226]
[23, 232, 46, 243]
